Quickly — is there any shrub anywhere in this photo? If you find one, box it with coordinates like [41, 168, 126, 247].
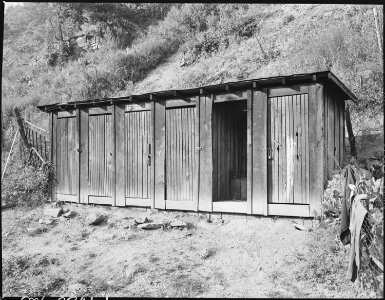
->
[322, 172, 345, 219]
[1, 157, 53, 209]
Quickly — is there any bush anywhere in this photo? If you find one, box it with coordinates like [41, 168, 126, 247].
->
[1, 158, 53, 209]
[321, 172, 345, 219]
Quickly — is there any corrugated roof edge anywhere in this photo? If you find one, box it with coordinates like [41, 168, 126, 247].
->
[37, 70, 357, 112]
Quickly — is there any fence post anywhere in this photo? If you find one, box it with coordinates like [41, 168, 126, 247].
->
[13, 107, 30, 150]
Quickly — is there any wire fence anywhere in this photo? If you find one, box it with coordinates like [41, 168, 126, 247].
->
[359, 210, 383, 295]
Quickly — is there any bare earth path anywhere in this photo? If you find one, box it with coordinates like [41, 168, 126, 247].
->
[2, 204, 360, 297]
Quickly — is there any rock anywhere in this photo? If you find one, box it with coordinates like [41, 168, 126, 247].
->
[63, 211, 76, 218]
[137, 223, 162, 230]
[26, 226, 48, 235]
[118, 233, 135, 240]
[199, 248, 214, 260]
[284, 255, 296, 264]
[170, 219, 188, 228]
[125, 263, 143, 278]
[38, 218, 55, 225]
[213, 218, 225, 225]
[62, 207, 70, 213]
[294, 224, 310, 231]
[43, 207, 63, 218]
[86, 213, 106, 225]
[135, 216, 149, 225]
[121, 218, 136, 229]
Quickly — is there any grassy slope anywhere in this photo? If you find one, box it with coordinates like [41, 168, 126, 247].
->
[132, 4, 382, 136]
[133, 5, 360, 92]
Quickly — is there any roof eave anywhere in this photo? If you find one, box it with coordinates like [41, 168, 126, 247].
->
[327, 72, 358, 103]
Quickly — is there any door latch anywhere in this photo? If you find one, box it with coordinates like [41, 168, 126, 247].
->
[147, 143, 152, 166]
[196, 146, 203, 151]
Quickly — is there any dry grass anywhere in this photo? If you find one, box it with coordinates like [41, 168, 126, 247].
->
[2, 203, 367, 297]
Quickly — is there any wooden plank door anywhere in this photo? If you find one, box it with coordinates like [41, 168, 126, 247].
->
[87, 107, 115, 205]
[55, 111, 79, 202]
[164, 105, 198, 211]
[124, 105, 152, 207]
[267, 94, 310, 217]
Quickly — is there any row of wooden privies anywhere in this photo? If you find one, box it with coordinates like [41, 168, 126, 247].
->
[38, 71, 357, 217]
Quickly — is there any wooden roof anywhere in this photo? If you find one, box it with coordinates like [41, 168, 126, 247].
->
[37, 70, 358, 112]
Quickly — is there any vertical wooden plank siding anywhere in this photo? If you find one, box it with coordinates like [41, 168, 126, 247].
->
[324, 89, 328, 182]
[87, 114, 113, 199]
[281, 96, 287, 204]
[304, 94, 310, 204]
[115, 105, 125, 206]
[52, 112, 57, 201]
[198, 94, 213, 212]
[165, 107, 196, 201]
[75, 109, 81, 202]
[334, 91, 340, 169]
[112, 106, 116, 206]
[79, 108, 89, 203]
[268, 93, 309, 205]
[125, 110, 152, 201]
[300, 95, 307, 204]
[246, 90, 253, 214]
[55, 116, 78, 196]
[339, 98, 344, 165]
[194, 96, 200, 211]
[309, 83, 324, 215]
[153, 100, 166, 209]
[252, 89, 268, 215]
[149, 104, 154, 208]
[325, 89, 335, 180]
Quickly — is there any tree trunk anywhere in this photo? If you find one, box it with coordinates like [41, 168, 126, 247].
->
[345, 103, 357, 158]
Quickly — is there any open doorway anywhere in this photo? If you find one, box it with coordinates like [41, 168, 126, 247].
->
[213, 100, 247, 202]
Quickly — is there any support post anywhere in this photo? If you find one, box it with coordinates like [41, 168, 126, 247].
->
[13, 107, 30, 150]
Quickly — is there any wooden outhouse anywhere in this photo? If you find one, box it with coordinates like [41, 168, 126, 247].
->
[38, 71, 357, 217]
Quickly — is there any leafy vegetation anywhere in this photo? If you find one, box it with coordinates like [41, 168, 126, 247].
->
[1, 156, 53, 209]
[2, 4, 382, 131]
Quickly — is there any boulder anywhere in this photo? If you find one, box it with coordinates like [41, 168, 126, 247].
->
[135, 216, 149, 225]
[43, 207, 63, 218]
[38, 218, 55, 225]
[63, 211, 76, 218]
[293, 224, 311, 231]
[86, 213, 106, 225]
[170, 219, 188, 228]
[137, 223, 162, 230]
[26, 226, 48, 235]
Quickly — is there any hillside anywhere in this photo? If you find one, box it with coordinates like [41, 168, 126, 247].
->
[2, 4, 383, 138]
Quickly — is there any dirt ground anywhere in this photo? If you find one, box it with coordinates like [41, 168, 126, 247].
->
[2, 203, 365, 298]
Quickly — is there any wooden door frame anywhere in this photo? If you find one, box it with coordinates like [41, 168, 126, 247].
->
[265, 86, 314, 217]
[210, 95, 250, 214]
[79, 106, 116, 206]
[155, 98, 200, 211]
[54, 110, 80, 203]
[123, 103, 153, 208]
